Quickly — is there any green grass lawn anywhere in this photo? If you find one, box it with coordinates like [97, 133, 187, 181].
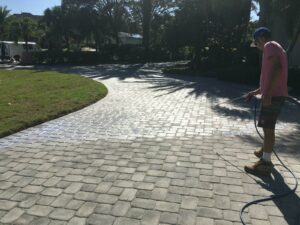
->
[0, 69, 108, 138]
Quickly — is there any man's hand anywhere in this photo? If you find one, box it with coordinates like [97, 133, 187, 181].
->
[263, 95, 272, 106]
[245, 90, 257, 102]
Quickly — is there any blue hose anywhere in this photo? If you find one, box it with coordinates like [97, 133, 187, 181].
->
[239, 97, 299, 225]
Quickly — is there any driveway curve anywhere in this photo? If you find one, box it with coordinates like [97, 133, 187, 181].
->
[0, 63, 299, 225]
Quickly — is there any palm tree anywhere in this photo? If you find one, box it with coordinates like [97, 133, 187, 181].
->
[42, 7, 65, 50]
[8, 18, 21, 44]
[0, 6, 10, 40]
[20, 18, 36, 52]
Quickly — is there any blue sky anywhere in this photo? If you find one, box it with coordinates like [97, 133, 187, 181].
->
[0, 0, 61, 15]
[251, 11, 258, 21]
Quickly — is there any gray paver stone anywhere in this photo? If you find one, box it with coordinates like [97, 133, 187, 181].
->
[132, 198, 156, 209]
[37, 196, 56, 205]
[196, 217, 214, 225]
[197, 207, 223, 219]
[249, 205, 268, 220]
[42, 188, 63, 196]
[75, 191, 98, 201]
[96, 194, 118, 204]
[27, 205, 53, 217]
[30, 217, 51, 225]
[127, 208, 145, 219]
[43, 177, 61, 187]
[160, 212, 178, 224]
[112, 201, 131, 216]
[0, 200, 17, 210]
[66, 200, 84, 210]
[178, 209, 197, 225]
[76, 202, 97, 217]
[119, 188, 137, 201]
[22, 185, 43, 194]
[64, 183, 83, 194]
[51, 194, 73, 207]
[1, 207, 24, 224]
[215, 220, 234, 225]
[0, 187, 20, 198]
[49, 208, 75, 221]
[49, 219, 68, 225]
[113, 217, 140, 225]
[19, 195, 39, 208]
[67, 217, 86, 225]
[141, 210, 160, 225]
[87, 214, 115, 225]
[151, 188, 168, 200]
[181, 196, 198, 210]
[13, 213, 34, 225]
[155, 201, 179, 213]
[95, 182, 112, 193]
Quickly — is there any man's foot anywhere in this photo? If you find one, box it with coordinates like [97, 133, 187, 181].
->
[254, 148, 263, 158]
[244, 159, 274, 176]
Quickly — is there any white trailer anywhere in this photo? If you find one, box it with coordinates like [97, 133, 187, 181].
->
[0, 41, 39, 61]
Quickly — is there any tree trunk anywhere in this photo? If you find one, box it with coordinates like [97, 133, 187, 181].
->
[271, 1, 289, 49]
[142, 0, 152, 57]
[258, 0, 272, 27]
[258, 0, 288, 49]
[287, 17, 300, 57]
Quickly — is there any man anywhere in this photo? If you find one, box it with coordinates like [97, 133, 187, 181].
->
[245, 27, 288, 176]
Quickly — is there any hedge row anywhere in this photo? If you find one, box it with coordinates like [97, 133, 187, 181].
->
[30, 45, 174, 65]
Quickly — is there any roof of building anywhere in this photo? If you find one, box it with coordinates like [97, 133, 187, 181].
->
[0, 41, 37, 45]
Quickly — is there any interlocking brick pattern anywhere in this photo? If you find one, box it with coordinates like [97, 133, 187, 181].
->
[0, 63, 299, 225]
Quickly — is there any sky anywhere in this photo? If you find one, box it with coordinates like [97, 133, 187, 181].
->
[251, 11, 258, 21]
[0, 0, 61, 15]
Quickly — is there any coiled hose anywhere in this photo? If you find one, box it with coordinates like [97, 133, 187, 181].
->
[240, 97, 299, 225]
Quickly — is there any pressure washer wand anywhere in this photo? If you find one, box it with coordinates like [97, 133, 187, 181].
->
[212, 94, 249, 107]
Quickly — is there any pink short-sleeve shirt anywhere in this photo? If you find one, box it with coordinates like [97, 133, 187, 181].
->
[260, 41, 288, 97]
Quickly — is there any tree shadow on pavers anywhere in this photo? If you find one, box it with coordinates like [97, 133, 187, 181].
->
[27, 63, 177, 81]
[140, 73, 252, 99]
[235, 134, 300, 164]
[23, 63, 300, 125]
[126, 71, 300, 124]
[25, 64, 144, 80]
[251, 168, 300, 225]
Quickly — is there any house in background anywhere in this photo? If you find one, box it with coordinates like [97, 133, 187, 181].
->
[118, 32, 143, 45]
[11, 12, 42, 21]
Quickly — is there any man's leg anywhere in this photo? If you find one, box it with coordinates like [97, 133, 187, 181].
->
[262, 128, 275, 161]
[244, 128, 275, 176]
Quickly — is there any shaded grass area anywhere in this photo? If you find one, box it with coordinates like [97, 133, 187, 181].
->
[0, 70, 108, 138]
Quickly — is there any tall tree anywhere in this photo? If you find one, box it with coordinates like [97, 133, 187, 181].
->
[20, 18, 37, 52]
[41, 7, 65, 50]
[0, 6, 10, 40]
[168, 0, 252, 68]
[7, 18, 21, 43]
[254, 0, 300, 50]
[142, 0, 152, 53]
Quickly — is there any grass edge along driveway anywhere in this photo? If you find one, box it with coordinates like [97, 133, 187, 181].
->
[0, 69, 108, 138]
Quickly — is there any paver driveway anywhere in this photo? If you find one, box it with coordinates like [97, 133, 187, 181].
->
[0, 63, 300, 225]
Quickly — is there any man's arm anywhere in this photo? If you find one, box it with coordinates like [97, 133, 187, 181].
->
[263, 55, 282, 106]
